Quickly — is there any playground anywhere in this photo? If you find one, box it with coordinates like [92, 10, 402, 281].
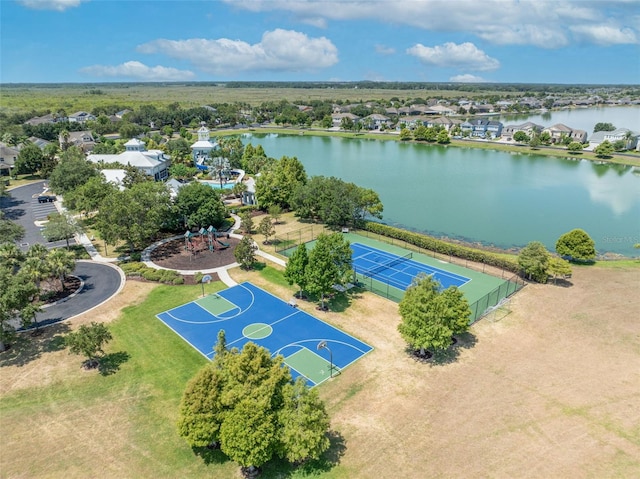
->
[150, 231, 239, 270]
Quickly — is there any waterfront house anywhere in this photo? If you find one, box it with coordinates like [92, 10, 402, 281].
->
[460, 119, 504, 138]
[588, 128, 639, 150]
[543, 123, 587, 143]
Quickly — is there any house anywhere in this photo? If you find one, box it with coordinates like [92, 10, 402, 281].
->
[0, 143, 19, 175]
[87, 139, 170, 181]
[68, 111, 96, 123]
[27, 137, 52, 150]
[362, 114, 391, 130]
[502, 122, 544, 139]
[460, 119, 504, 138]
[24, 112, 68, 126]
[424, 117, 462, 131]
[588, 128, 639, 150]
[397, 115, 430, 129]
[331, 112, 360, 128]
[427, 104, 456, 116]
[60, 131, 96, 153]
[115, 109, 131, 119]
[543, 124, 587, 143]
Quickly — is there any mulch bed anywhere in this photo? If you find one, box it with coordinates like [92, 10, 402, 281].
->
[40, 276, 82, 305]
[150, 237, 240, 270]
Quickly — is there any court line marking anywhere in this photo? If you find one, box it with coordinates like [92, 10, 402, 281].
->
[226, 309, 304, 348]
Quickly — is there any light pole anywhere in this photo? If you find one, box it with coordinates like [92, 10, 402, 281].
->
[317, 340, 333, 378]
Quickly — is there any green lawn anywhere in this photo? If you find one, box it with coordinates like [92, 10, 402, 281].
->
[0, 282, 345, 478]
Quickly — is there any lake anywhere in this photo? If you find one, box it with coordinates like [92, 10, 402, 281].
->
[500, 105, 640, 134]
[244, 133, 640, 257]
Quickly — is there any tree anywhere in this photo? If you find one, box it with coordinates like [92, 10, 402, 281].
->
[398, 274, 471, 357]
[268, 204, 283, 224]
[64, 322, 112, 369]
[122, 164, 149, 189]
[174, 182, 226, 230]
[594, 140, 614, 158]
[0, 211, 25, 243]
[518, 241, 550, 283]
[555, 229, 596, 262]
[95, 181, 172, 251]
[593, 122, 615, 133]
[15, 143, 44, 175]
[41, 212, 82, 249]
[178, 337, 329, 474]
[278, 378, 330, 464]
[169, 163, 198, 181]
[257, 216, 275, 244]
[547, 256, 572, 284]
[529, 133, 541, 149]
[513, 131, 530, 143]
[539, 131, 552, 145]
[284, 243, 309, 298]
[399, 128, 412, 141]
[255, 156, 307, 210]
[63, 175, 117, 216]
[234, 236, 258, 270]
[306, 233, 352, 310]
[47, 248, 76, 291]
[436, 129, 451, 144]
[0, 267, 38, 351]
[567, 141, 584, 153]
[48, 147, 98, 194]
[239, 211, 254, 234]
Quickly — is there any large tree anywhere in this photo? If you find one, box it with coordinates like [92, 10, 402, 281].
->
[518, 241, 550, 283]
[177, 337, 330, 474]
[0, 211, 25, 243]
[41, 212, 82, 249]
[398, 274, 471, 357]
[173, 181, 226, 230]
[594, 140, 614, 158]
[255, 156, 307, 210]
[284, 243, 309, 299]
[48, 147, 98, 194]
[15, 143, 44, 175]
[555, 229, 596, 262]
[95, 181, 171, 251]
[0, 266, 38, 351]
[306, 232, 352, 310]
[257, 215, 275, 244]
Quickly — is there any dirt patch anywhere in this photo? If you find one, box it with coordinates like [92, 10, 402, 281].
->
[150, 236, 239, 270]
[39, 275, 82, 305]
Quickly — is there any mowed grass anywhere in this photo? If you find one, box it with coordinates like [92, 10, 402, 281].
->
[0, 281, 347, 479]
[0, 283, 239, 478]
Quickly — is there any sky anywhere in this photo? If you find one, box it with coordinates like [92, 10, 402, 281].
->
[1, 0, 639, 85]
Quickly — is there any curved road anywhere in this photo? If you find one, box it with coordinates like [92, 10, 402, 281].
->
[37, 261, 124, 326]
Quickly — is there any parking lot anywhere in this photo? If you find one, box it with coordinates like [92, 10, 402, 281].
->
[0, 181, 75, 250]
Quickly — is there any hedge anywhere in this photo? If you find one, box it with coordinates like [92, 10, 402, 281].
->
[119, 261, 183, 284]
[362, 222, 519, 273]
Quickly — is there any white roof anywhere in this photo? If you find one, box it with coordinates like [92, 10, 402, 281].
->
[191, 140, 218, 149]
[100, 169, 126, 190]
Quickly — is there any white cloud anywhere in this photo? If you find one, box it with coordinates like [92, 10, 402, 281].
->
[375, 44, 395, 55]
[570, 25, 637, 45]
[222, 0, 639, 48]
[450, 74, 486, 83]
[17, 0, 85, 11]
[407, 42, 500, 71]
[137, 29, 338, 75]
[80, 61, 195, 81]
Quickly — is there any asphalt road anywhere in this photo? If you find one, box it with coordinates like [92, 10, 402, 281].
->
[0, 180, 75, 250]
[37, 261, 123, 326]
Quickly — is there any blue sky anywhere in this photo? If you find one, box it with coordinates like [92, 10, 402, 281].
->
[1, 0, 639, 84]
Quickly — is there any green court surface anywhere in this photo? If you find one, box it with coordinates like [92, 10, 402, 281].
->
[284, 348, 336, 385]
[195, 294, 236, 315]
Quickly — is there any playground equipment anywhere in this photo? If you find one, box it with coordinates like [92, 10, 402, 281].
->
[184, 226, 230, 256]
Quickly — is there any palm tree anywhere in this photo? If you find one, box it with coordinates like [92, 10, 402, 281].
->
[22, 256, 50, 292]
[47, 248, 76, 291]
[0, 243, 24, 272]
[26, 243, 48, 261]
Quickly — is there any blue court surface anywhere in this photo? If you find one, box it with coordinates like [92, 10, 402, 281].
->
[157, 282, 373, 386]
[351, 242, 470, 291]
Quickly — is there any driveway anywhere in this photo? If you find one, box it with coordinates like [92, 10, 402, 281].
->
[0, 180, 75, 251]
[37, 261, 124, 327]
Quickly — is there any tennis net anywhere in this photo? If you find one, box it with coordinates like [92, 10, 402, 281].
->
[362, 252, 413, 278]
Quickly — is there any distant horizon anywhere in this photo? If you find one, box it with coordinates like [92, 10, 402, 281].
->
[2, 81, 639, 88]
[1, 1, 638, 84]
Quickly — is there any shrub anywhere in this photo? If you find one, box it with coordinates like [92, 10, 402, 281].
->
[172, 276, 185, 285]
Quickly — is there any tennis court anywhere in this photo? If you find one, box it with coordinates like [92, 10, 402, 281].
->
[156, 282, 373, 386]
[352, 242, 470, 291]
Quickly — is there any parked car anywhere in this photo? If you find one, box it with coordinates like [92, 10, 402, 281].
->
[37, 195, 56, 203]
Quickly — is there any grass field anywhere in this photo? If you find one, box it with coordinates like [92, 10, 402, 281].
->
[2, 258, 638, 478]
